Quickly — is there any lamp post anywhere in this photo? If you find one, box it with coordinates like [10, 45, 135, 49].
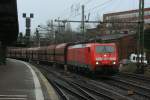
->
[23, 13, 34, 47]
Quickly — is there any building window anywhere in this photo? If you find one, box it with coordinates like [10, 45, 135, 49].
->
[145, 11, 150, 16]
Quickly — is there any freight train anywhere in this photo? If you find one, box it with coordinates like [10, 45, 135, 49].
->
[7, 42, 119, 75]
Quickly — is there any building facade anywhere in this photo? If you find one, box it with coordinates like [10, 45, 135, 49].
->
[103, 8, 150, 34]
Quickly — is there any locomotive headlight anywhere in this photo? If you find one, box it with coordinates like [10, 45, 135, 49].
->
[96, 61, 99, 65]
[112, 61, 116, 65]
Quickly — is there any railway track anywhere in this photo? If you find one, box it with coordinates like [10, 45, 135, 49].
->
[35, 64, 149, 100]
[49, 80, 70, 100]
[118, 72, 150, 83]
[67, 79, 133, 100]
[43, 67, 108, 100]
[30, 62, 150, 100]
[39, 65, 98, 100]
[101, 73, 150, 100]
[53, 80, 88, 100]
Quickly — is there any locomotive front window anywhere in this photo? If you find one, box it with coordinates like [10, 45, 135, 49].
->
[96, 46, 114, 53]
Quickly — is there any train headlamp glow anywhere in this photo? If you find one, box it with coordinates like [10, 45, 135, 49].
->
[96, 61, 99, 65]
[112, 61, 116, 65]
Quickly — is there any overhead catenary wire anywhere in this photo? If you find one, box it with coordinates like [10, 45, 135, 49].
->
[55, 0, 142, 21]
[59, 0, 92, 19]
[57, 0, 125, 33]
[58, 0, 81, 18]
[88, 0, 115, 21]
[55, 0, 139, 33]
[86, 0, 113, 13]
[68, 0, 114, 19]
[70, 0, 138, 19]
[84, 0, 94, 5]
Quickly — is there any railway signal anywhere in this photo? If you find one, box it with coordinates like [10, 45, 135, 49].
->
[23, 13, 34, 47]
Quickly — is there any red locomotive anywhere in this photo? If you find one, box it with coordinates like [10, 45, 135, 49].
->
[8, 42, 119, 75]
[67, 43, 118, 74]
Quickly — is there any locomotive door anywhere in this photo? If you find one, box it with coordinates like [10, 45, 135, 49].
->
[86, 47, 91, 66]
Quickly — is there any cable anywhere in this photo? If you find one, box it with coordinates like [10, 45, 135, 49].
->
[86, 0, 114, 20]
[86, 0, 113, 13]
[84, 0, 93, 5]
[131, 0, 138, 10]
[68, 0, 113, 19]
[92, 0, 125, 20]
[58, 0, 81, 18]
[60, 0, 114, 20]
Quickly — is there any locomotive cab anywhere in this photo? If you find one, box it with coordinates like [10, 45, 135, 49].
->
[93, 43, 119, 74]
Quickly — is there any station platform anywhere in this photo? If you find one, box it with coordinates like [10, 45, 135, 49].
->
[0, 58, 59, 100]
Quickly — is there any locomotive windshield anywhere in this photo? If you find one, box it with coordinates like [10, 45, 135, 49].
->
[96, 46, 114, 53]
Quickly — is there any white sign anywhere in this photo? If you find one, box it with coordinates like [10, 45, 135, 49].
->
[130, 53, 148, 64]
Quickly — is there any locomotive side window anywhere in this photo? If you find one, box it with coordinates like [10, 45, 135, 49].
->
[96, 46, 114, 53]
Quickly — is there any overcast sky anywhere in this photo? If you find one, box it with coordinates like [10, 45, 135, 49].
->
[17, 0, 150, 33]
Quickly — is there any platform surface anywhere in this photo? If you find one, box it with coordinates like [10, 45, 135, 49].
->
[0, 58, 59, 100]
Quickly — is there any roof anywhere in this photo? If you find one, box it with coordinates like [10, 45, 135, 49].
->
[0, 0, 18, 45]
[56, 43, 68, 49]
[97, 33, 136, 41]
